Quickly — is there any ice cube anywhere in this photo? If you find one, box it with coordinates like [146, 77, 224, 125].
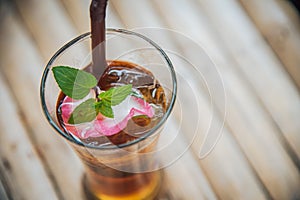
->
[60, 92, 154, 139]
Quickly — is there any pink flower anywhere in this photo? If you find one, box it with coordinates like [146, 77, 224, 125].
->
[60, 95, 154, 139]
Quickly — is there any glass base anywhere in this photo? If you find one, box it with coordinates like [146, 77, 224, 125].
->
[82, 170, 163, 200]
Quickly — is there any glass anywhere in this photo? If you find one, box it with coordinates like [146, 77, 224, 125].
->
[40, 29, 177, 200]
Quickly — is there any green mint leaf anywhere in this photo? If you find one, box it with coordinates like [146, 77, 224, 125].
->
[96, 102, 114, 118]
[68, 98, 98, 124]
[52, 66, 97, 100]
[98, 84, 132, 106]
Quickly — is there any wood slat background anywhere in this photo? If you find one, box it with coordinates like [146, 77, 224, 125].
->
[0, 0, 299, 199]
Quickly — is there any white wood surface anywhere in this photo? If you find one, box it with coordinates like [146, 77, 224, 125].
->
[0, 0, 300, 199]
[0, 72, 59, 200]
[197, 0, 300, 162]
[0, 4, 84, 200]
[240, 0, 300, 89]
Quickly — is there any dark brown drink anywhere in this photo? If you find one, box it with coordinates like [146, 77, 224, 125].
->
[56, 60, 166, 199]
[40, 0, 175, 198]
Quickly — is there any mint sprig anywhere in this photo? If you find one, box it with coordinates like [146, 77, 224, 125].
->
[96, 101, 114, 118]
[98, 84, 132, 106]
[52, 66, 134, 124]
[68, 98, 98, 124]
[52, 66, 97, 100]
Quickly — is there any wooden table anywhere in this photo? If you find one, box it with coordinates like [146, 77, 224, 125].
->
[1, 0, 300, 199]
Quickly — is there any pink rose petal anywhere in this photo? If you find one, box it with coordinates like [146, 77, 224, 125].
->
[60, 96, 154, 139]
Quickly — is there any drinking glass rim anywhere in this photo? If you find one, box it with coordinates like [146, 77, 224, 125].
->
[40, 28, 177, 150]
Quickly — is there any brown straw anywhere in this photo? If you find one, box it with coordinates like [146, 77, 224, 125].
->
[90, 0, 108, 79]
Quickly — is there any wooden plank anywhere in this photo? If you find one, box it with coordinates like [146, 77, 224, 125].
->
[0, 4, 85, 200]
[280, 0, 300, 29]
[161, 154, 217, 200]
[12, 0, 78, 60]
[192, 0, 300, 199]
[157, 117, 218, 199]
[0, 166, 11, 200]
[239, 0, 300, 90]
[60, 0, 124, 33]
[111, 0, 167, 28]
[196, 0, 300, 162]
[110, 0, 181, 52]
[58, 0, 90, 33]
[171, 65, 267, 200]
[0, 72, 59, 200]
